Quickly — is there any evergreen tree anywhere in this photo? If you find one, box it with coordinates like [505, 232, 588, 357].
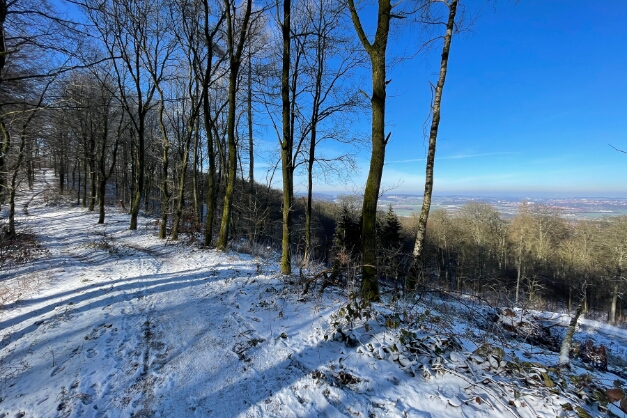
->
[381, 204, 401, 250]
[333, 206, 361, 257]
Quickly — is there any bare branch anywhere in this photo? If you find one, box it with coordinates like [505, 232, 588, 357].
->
[609, 144, 627, 154]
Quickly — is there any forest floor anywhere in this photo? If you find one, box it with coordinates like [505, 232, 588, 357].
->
[1, 170, 627, 417]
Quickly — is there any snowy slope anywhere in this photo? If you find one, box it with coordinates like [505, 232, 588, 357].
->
[1, 170, 626, 417]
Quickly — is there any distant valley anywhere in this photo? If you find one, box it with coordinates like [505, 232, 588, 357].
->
[377, 195, 627, 219]
[304, 192, 627, 219]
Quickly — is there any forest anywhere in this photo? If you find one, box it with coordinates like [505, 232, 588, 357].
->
[1, 0, 625, 324]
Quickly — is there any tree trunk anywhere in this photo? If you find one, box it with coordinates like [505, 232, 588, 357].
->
[144, 163, 152, 213]
[88, 168, 96, 211]
[130, 118, 144, 230]
[568, 283, 572, 313]
[203, 104, 216, 246]
[97, 112, 120, 225]
[217, 0, 252, 250]
[0, 0, 7, 81]
[516, 247, 522, 304]
[192, 125, 200, 225]
[0, 121, 10, 209]
[98, 179, 106, 223]
[82, 156, 87, 207]
[26, 135, 34, 190]
[159, 128, 170, 239]
[88, 132, 96, 211]
[200, 0, 221, 246]
[7, 130, 27, 236]
[610, 282, 619, 324]
[410, 0, 458, 289]
[76, 161, 80, 203]
[280, 0, 292, 275]
[559, 296, 585, 368]
[172, 131, 193, 241]
[246, 47, 256, 245]
[304, 133, 315, 265]
[304, 15, 326, 266]
[347, 0, 392, 302]
[217, 61, 238, 249]
[0, 3, 7, 210]
[247, 47, 254, 196]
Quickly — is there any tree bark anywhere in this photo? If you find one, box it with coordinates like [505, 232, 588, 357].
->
[171, 128, 193, 241]
[0, 121, 11, 209]
[201, 1, 223, 247]
[516, 243, 522, 304]
[82, 153, 88, 207]
[610, 282, 619, 324]
[217, 0, 253, 250]
[304, 9, 326, 265]
[559, 295, 585, 368]
[158, 102, 171, 239]
[192, 123, 200, 225]
[129, 116, 145, 230]
[87, 129, 96, 211]
[203, 103, 216, 246]
[280, 0, 293, 275]
[0, 2, 7, 210]
[7, 80, 49, 235]
[97, 106, 119, 224]
[7, 128, 27, 236]
[247, 47, 254, 196]
[347, 0, 392, 301]
[0, 0, 7, 82]
[411, 0, 458, 289]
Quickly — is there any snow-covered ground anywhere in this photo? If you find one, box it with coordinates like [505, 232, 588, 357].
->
[1, 170, 626, 417]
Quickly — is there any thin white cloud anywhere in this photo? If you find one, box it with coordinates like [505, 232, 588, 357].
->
[444, 151, 519, 160]
[387, 151, 518, 164]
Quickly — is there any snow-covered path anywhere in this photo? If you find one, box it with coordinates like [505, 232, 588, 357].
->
[0, 171, 314, 417]
[1, 172, 399, 417]
[2, 171, 626, 418]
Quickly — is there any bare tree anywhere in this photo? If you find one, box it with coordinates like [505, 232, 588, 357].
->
[216, 0, 253, 250]
[347, 0, 394, 301]
[1, 0, 81, 211]
[299, 0, 361, 266]
[5, 78, 54, 235]
[558, 284, 586, 368]
[151, 0, 204, 241]
[0, 0, 83, 236]
[61, 71, 122, 223]
[278, 0, 293, 274]
[79, 0, 173, 230]
[198, 0, 227, 247]
[411, 0, 459, 288]
[557, 220, 597, 312]
[600, 216, 627, 324]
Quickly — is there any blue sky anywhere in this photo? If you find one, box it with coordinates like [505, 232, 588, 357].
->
[284, 0, 627, 197]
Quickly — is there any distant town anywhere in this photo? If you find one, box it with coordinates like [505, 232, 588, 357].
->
[375, 195, 627, 219]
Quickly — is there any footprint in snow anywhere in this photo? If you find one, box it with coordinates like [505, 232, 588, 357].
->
[86, 348, 97, 358]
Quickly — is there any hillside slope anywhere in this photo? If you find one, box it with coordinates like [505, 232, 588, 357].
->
[1, 171, 626, 417]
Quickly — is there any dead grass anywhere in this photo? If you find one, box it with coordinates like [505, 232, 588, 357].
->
[0, 231, 50, 309]
[0, 231, 48, 270]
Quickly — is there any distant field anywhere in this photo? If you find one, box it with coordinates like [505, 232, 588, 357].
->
[374, 195, 627, 219]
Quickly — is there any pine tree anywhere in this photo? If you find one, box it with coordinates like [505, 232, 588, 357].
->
[333, 206, 361, 257]
[381, 204, 401, 250]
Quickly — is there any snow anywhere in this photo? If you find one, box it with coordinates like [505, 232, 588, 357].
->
[1, 170, 627, 417]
